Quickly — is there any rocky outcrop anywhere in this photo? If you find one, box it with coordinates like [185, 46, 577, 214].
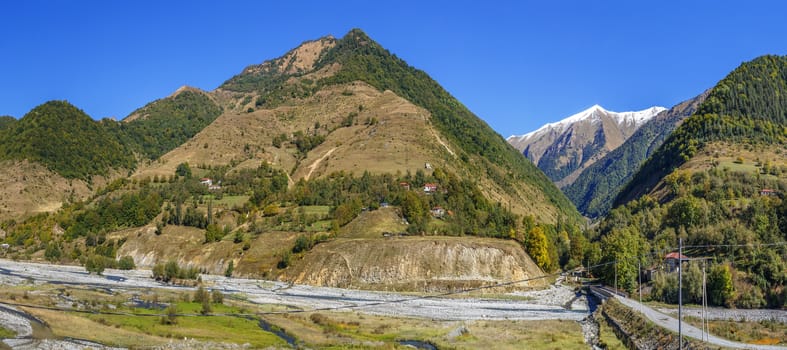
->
[281, 237, 547, 292]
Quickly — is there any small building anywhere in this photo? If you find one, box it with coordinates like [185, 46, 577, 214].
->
[641, 267, 659, 282]
[1, 243, 9, 250]
[423, 183, 438, 194]
[430, 206, 446, 218]
[399, 182, 411, 191]
[424, 162, 432, 170]
[380, 202, 389, 208]
[200, 178, 213, 186]
[665, 252, 689, 273]
[760, 188, 778, 196]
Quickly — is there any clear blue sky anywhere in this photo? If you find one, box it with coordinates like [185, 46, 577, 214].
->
[2, 1, 786, 137]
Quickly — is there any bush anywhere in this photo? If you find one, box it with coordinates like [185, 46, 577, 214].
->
[200, 298, 212, 315]
[204, 224, 224, 243]
[277, 251, 291, 269]
[84, 254, 106, 275]
[117, 256, 136, 270]
[211, 289, 224, 304]
[292, 235, 313, 253]
[161, 304, 178, 325]
[224, 260, 234, 277]
[152, 260, 199, 283]
[44, 242, 61, 262]
[193, 286, 209, 303]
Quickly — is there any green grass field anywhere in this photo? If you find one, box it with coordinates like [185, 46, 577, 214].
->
[0, 324, 16, 338]
[202, 194, 250, 208]
[83, 301, 287, 348]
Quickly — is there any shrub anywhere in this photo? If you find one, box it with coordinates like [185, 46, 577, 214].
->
[84, 254, 106, 275]
[161, 304, 178, 325]
[224, 260, 234, 277]
[117, 256, 136, 270]
[211, 289, 223, 304]
[277, 251, 291, 269]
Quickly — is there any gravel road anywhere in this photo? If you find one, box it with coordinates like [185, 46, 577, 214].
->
[655, 306, 787, 323]
[615, 295, 786, 350]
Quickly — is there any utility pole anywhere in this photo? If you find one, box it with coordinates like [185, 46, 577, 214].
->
[678, 238, 683, 350]
[703, 259, 707, 342]
[638, 260, 642, 311]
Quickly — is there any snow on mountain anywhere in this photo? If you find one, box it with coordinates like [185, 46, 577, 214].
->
[507, 105, 666, 142]
[507, 104, 666, 187]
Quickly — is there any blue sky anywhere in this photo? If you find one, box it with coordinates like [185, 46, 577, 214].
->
[2, 1, 786, 137]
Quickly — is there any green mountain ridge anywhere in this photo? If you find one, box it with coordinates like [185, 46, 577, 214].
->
[590, 54, 787, 308]
[113, 88, 223, 159]
[615, 55, 787, 206]
[0, 115, 15, 130]
[0, 101, 135, 179]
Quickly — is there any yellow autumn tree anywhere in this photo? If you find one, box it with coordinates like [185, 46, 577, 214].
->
[525, 226, 551, 271]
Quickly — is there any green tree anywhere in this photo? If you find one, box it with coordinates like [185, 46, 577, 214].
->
[117, 256, 136, 270]
[708, 264, 734, 306]
[161, 304, 178, 325]
[200, 297, 212, 315]
[400, 191, 426, 230]
[204, 224, 223, 243]
[293, 235, 313, 253]
[44, 242, 61, 262]
[263, 204, 279, 217]
[176, 162, 192, 178]
[84, 254, 106, 275]
[224, 261, 234, 277]
[599, 228, 647, 293]
[164, 260, 180, 282]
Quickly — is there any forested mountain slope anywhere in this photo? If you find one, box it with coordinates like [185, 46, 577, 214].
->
[0, 101, 135, 180]
[589, 55, 787, 309]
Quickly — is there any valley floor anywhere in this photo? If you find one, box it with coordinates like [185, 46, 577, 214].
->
[0, 259, 593, 349]
[0, 259, 588, 321]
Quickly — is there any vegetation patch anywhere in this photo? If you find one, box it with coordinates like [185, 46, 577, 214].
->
[0, 324, 16, 338]
[83, 301, 286, 348]
[684, 316, 787, 345]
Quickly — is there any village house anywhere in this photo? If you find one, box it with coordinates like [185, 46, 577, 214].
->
[665, 252, 689, 273]
[760, 188, 778, 196]
[430, 206, 446, 218]
[399, 182, 410, 191]
[423, 183, 438, 194]
[200, 178, 221, 191]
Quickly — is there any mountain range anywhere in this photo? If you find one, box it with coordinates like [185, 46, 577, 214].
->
[0, 29, 784, 304]
[508, 104, 665, 187]
[0, 29, 582, 291]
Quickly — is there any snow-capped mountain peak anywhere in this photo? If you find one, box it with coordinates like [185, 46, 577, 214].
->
[508, 105, 665, 142]
[507, 104, 667, 187]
